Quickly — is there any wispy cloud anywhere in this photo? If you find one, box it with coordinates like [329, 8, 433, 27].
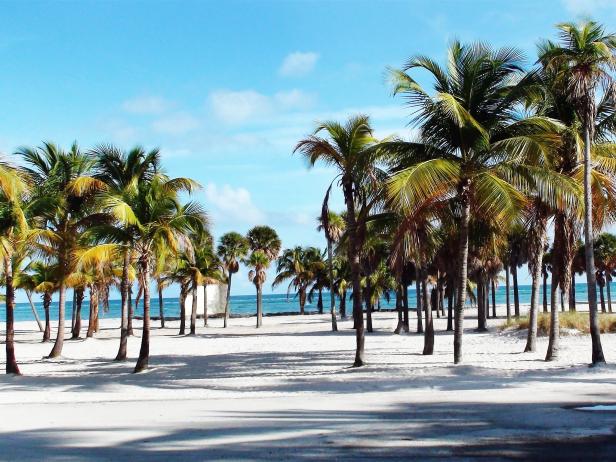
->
[562, 0, 615, 15]
[205, 183, 266, 225]
[122, 95, 173, 115]
[279, 51, 319, 77]
[208, 89, 315, 124]
[152, 112, 200, 135]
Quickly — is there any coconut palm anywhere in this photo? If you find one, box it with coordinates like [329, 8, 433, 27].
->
[386, 42, 562, 363]
[22, 262, 59, 342]
[246, 225, 281, 327]
[217, 232, 249, 328]
[317, 205, 346, 332]
[295, 115, 386, 367]
[17, 142, 106, 358]
[0, 161, 30, 374]
[273, 246, 324, 315]
[593, 233, 616, 313]
[129, 175, 204, 372]
[539, 21, 616, 365]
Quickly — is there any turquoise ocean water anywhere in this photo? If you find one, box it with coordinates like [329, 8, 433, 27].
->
[0, 282, 607, 322]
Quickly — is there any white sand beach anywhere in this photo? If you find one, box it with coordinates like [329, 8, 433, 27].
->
[1, 309, 615, 460]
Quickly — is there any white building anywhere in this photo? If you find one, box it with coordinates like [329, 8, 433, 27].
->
[184, 283, 227, 319]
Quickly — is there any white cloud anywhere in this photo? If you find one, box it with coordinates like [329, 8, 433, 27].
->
[279, 52, 319, 77]
[562, 0, 614, 15]
[122, 96, 172, 115]
[205, 183, 266, 225]
[209, 89, 315, 124]
[152, 112, 200, 135]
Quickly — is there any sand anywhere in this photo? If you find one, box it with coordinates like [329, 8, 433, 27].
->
[1, 308, 615, 461]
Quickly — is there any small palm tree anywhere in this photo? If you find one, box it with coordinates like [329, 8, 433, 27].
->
[246, 225, 281, 328]
[217, 232, 249, 328]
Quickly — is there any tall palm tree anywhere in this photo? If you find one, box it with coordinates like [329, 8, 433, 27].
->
[91, 144, 159, 360]
[540, 21, 616, 365]
[18, 142, 105, 358]
[217, 232, 249, 328]
[295, 115, 385, 367]
[0, 160, 29, 374]
[246, 225, 281, 328]
[387, 41, 560, 363]
[135, 179, 204, 372]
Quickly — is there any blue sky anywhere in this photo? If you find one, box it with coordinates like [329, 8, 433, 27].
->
[1, 0, 615, 299]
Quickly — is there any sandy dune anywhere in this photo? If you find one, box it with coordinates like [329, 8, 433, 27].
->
[1, 309, 615, 460]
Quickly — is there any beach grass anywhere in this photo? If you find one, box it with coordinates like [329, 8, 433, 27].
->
[500, 311, 616, 335]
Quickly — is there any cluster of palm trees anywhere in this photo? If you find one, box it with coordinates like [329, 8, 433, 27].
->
[298, 21, 616, 367]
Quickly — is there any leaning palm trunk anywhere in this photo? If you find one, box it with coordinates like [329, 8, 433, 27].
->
[525, 216, 547, 353]
[454, 187, 471, 364]
[87, 287, 97, 338]
[4, 257, 21, 374]
[511, 265, 520, 318]
[223, 273, 233, 328]
[115, 249, 130, 361]
[327, 238, 338, 331]
[190, 279, 198, 335]
[48, 281, 66, 358]
[582, 126, 606, 365]
[25, 291, 44, 333]
[134, 256, 151, 373]
[545, 262, 561, 361]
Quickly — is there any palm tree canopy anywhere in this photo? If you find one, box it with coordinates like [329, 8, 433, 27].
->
[246, 226, 281, 261]
[217, 232, 249, 274]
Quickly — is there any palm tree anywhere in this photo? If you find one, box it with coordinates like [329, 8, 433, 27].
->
[246, 225, 281, 328]
[273, 246, 324, 315]
[91, 144, 159, 360]
[24, 262, 59, 342]
[18, 142, 105, 358]
[540, 21, 616, 365]
[593, 233, 616, 313]
[295, 115, 385, 367]
[0, 161, 29, 374]
[130, 175, 204, 372]
[217, 232, 249, 328]
[317, 198, 346, 331]
[387, 41, 560, 363]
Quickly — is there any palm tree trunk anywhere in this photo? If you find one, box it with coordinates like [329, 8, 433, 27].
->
[598, 273, 606, 313]
[48, 281, 66, 358]
[190, 279, 198, 335]
[607, 273, 612, 313]
[158, 285, 165, 328]
[203, 285, 208, 327]
[505, 264, 511, 321]
[134, 257, 151, 373]
[71, 288, 83, 339]
[299, 289, 306, 315]
[394, 286, 403, 334]
[446, 282, 453, 332]
[179, 284, 187, 335]
[127, 284, 134, 336]
[477, 280, 487, 331]
[71, 291, 76, 331]
[485, 280, 490, 320]
[343, 180, 364, 367]
[416, 277, 423, 334]
[525, 248, 545, 353]
[570, 273, 576, 311]
[256, 284, 263, 328]
[543, 270, 548, 313]
[224, 273, 232, 328]
[87, 288, 96, 338]
[545, 264, 560, 361]
[25, 290, 44, 333]
[491, 280, 496, 318]
[4, 256, 21, 374]
[454, 190, 471, 364]
[422, 268, 434, 355]
[317, 289, 324, 314]
[340, 289, 347, 318]
[583, 126, 606, 365]
[327, 238, 337, 331]
[512, 265, 520, 318]
[402, 284, 409, 332]
[365, 281, 373, 333]
[43, 292, 52, 342]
